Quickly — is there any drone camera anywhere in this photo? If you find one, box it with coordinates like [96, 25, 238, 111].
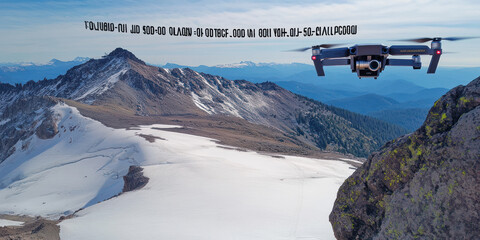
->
[369, 60, 381, 71]
[356, 59, 381, 72]
[349, 47, 357, 55]
[382, 47, 389, 54]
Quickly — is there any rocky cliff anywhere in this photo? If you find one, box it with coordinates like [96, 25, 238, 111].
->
[330, 77, 480, 239]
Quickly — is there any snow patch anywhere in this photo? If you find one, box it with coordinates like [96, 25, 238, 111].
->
[214, 61, 256, 68]
[191, 92, 215, 114]
[0, 219, 23, 227]
[156, 73, 169, 82]
[146, 124, 183, 129]
[196, 72, 214, 88]
[76, 69, 127, 100]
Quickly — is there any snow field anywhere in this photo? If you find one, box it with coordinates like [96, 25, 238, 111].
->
[0, 103, 355, 239]
[60, 121, 355, 239]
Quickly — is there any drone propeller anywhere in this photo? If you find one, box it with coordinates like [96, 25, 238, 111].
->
[286, 44, 343, 52]
[392, 36, 479, 43]
[442, 37, 479, 41]
[441, 51, 457, 54]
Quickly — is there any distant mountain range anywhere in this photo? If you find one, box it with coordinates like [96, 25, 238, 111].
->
[0, 57, 89, 84]
[162, 61, 313, 84]
[2, 57, 475, 90]
[3, 56, 474, 132]
[160, 61, 479, 89]
[159, 61, 474, 131]
[324, 88, 449, 131]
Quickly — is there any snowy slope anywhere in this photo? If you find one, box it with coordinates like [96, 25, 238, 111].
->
[0, 103, 146, 218]
[58, 124, 354, 239]
[0, 103, 354, 239]
[61, 154, 353, 240]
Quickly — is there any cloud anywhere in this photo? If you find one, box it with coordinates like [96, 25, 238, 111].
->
[0, 0, 479, 66]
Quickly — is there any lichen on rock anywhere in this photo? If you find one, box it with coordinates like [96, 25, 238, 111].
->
[330, 77, 480, 239]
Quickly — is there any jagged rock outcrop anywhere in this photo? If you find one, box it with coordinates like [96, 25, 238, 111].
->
[330, 77, 480, 239]
[35, 111, 58, 139]
[122, 166, 149, 192]
[0, 96, 59, 163]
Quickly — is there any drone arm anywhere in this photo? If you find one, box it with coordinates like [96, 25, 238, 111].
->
[386, 58, 421, 68]
[312, 58, 350, 76]
[322, 59, 350, 66]
[311, 47, 350, 76]
[312, 58, 325, 76]
[427, 50, 442, 73]
[318, 47, 350, 58]
[389, 45, 431, 55]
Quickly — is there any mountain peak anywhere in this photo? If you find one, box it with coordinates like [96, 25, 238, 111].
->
[48, 58, 61, 64]
[107, 48, 145, 64]
[73, 57, 90, 62]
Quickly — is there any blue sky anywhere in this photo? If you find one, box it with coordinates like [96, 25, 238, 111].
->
[1, 0, 480, 67]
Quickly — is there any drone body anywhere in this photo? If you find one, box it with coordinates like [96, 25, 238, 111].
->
[310, 39, 445, 79]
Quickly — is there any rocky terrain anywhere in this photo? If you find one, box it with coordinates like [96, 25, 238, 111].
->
[0, 165, 149, 240]
[330, 77, 480, 239]
[0, 96, 59, 164]
[0, 215, 60, 240]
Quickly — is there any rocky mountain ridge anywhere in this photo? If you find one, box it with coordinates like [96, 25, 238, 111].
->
[330, 77, 480, 239]
[0, 48, 407, 160]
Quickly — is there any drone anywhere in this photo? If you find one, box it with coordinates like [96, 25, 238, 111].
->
[293, 37, 477, 79]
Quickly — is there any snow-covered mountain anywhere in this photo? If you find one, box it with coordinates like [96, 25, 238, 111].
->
[0, 47, 409, 239]
[162, 61, 313, 83]
[0, 99, 357, 239]
[0, 103, 136, 218]
[0, 48, 406, 160]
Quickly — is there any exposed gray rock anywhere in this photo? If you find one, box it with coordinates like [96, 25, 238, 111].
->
[122, 166, 149, 192]
[35, 111, 58, 139]
[330, 77, 480, 239]
[0, 96, 59, 163]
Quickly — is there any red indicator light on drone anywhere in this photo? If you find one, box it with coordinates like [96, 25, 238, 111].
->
[436, 50, 441, 55]
[312, 56, 317, 60]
